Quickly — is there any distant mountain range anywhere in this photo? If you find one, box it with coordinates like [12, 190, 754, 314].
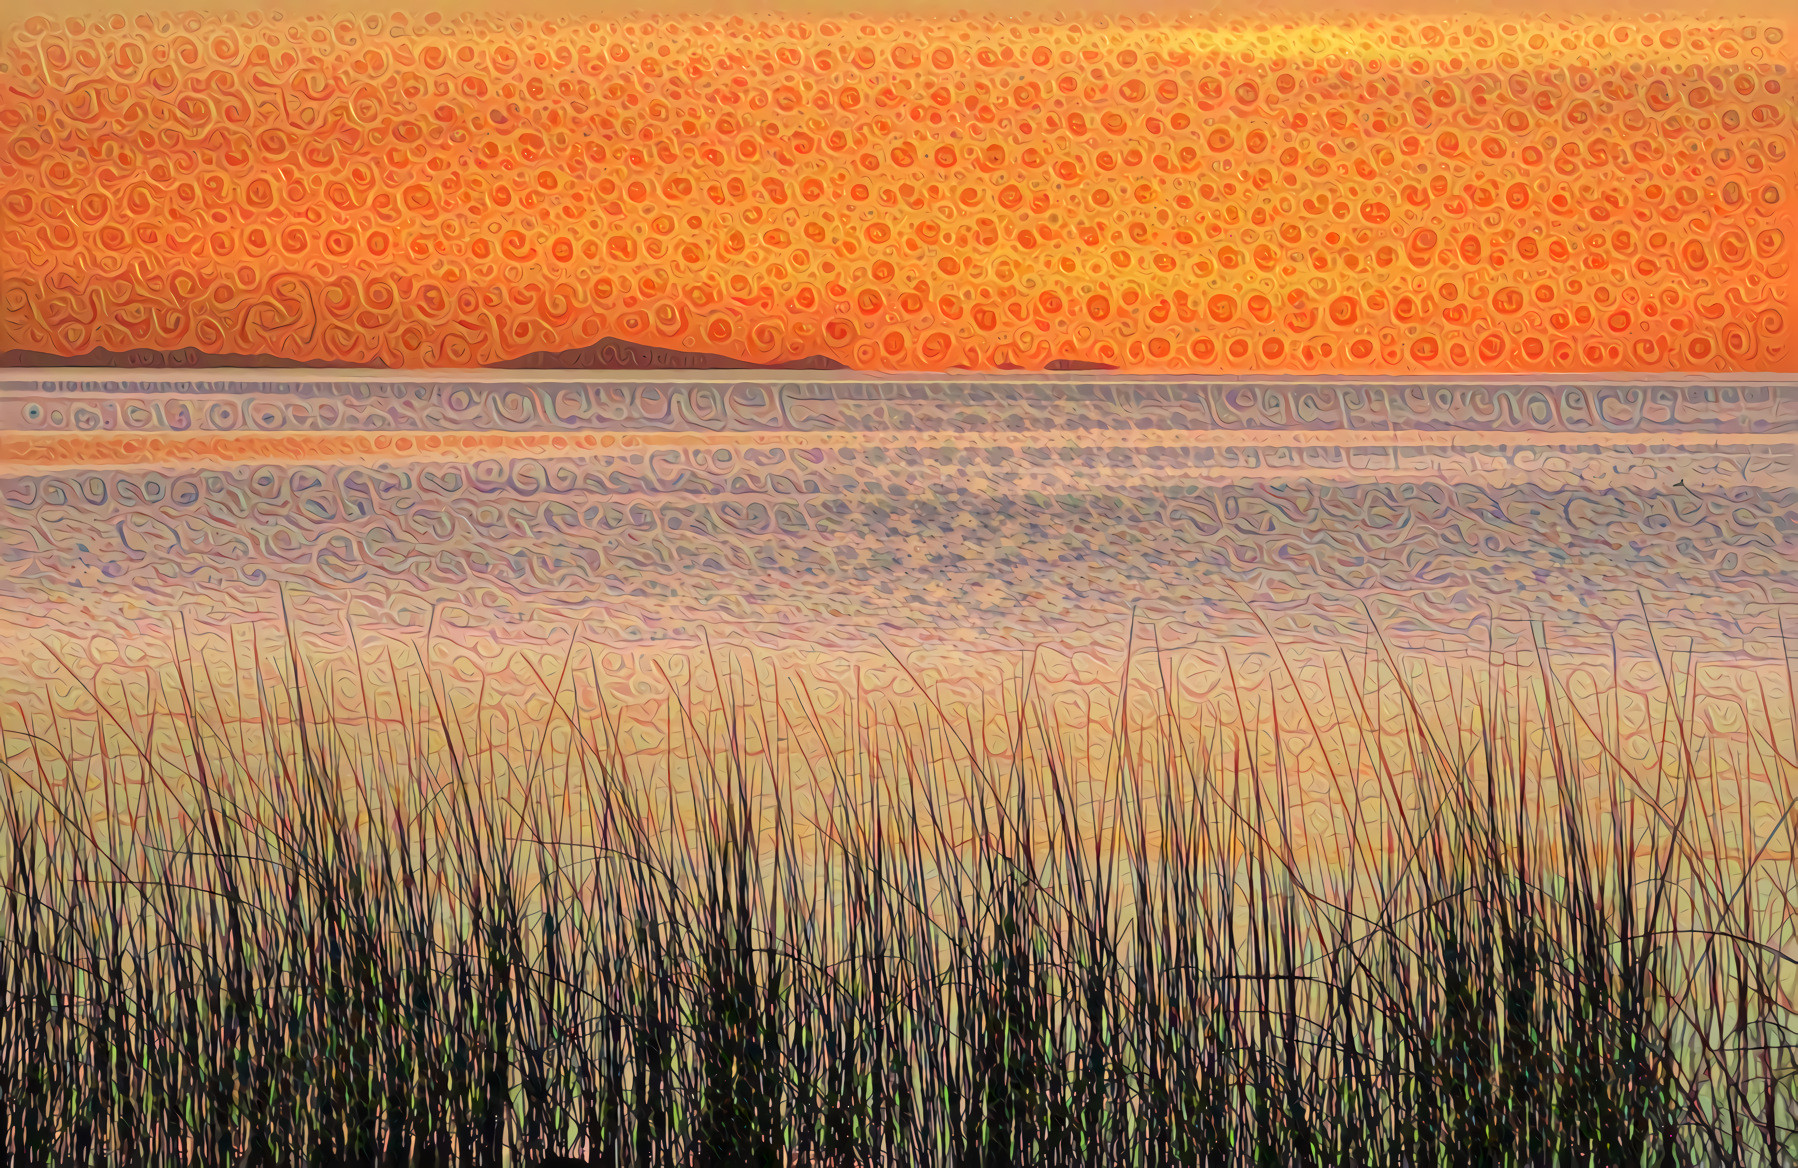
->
[489, 338, 847, 371]
[0, 339, 1116, 374]
[0, 347, 376, 370]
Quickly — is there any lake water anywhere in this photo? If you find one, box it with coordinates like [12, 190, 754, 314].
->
[4, 374, 1792, 656]
[3, 372, 1794, 860]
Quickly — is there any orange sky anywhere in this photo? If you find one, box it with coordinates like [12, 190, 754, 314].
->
[2, 7, 1792, 371]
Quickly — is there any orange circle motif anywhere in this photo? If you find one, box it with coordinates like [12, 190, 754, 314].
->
[0, 11, 1790, 372]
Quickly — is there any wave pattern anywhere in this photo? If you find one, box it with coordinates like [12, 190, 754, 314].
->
[2, 379, 1792, 435]
[2, 379, 1792, 665]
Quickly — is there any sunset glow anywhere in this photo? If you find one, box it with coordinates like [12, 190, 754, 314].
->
[2, 9, 1792, 370]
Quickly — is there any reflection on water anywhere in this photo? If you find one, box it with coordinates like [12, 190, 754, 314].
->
[2, 374, 1794, 865]
[3, 376, 1792, 660]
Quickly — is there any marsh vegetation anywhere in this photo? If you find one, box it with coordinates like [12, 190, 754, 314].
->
[2, 617, 1795, 1166]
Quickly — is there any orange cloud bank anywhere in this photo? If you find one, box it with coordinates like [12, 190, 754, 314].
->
[1, 9, 1792, 371]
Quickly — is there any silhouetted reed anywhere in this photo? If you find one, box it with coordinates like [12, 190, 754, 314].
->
[1, 618, 1793, 1166]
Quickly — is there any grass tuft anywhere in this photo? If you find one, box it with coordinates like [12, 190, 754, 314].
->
[2, 619, 1795, 1166]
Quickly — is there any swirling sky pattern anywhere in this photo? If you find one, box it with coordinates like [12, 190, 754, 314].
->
[1, 7, 1793, 371]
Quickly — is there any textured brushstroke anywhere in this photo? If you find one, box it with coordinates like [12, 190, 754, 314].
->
[3, 377, 1792, 693]
[1, 11, 1791, 371]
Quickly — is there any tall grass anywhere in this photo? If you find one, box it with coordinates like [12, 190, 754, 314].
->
[2, 616, 1796, 1166]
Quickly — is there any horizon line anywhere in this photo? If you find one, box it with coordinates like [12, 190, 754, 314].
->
[7, 369, 1798, 385]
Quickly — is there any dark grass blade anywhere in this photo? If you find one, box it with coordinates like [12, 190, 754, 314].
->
[0, 619, 1791, 1166]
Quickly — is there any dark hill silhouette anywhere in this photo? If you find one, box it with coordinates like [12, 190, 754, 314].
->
[0, 346, 379, 370]
[0, 340, 1115, 373]
[491, 336, 848, 372]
